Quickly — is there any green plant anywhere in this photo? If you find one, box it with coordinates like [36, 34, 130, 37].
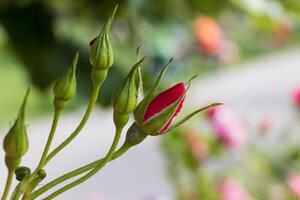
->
[1, 6, 220, 200]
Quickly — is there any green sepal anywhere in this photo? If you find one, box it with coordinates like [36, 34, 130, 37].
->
[3, 89, 30, 170]
[53, 52, 78, 103]
[161, 103, 222, 134]
[134, 58, 173, 125]
[136, 46, 144, 103]
[90, 5, 117, 69]
[112, 57, 146, 114]
[124, 123, 148, 147]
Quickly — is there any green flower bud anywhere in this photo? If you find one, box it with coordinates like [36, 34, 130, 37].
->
[53, 52, 78, 109]
[3, 89, 30, 170]
[89, 5, 117, 70]
[15, 166, 31, 181]
[37, 169, 47, 180]
[112, 57, 146, 115]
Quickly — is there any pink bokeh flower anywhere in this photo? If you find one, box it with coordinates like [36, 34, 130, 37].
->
[207, 107, 246, 149]
[288, 175, 300, 197]
[292, 88, 300, 108]
[219, 179, 253, 200]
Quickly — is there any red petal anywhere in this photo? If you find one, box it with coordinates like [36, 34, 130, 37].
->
[159, 95, 185, 133]
[143, 83, 186, 122]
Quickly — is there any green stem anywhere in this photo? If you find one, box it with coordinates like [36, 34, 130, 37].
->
[1, 170, 14, 200]
[37, 108, 61, 169]
[29, 144, 129, 200]
[45, 84, 100, 164]
[42, 127, 123, 200]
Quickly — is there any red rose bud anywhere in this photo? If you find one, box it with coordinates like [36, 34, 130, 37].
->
[134, 59, 221, 136]
[3, 89, 30, 170]
[53, 52, 78, 110]
[89, 5, 117, 70]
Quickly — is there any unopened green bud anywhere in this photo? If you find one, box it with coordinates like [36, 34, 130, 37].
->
[112, 57, 146, 115]
[37, 169, 47, 180]
[113, 112, 130, 129]
[15, 166, 31, 181]
[3, 89, 30, 170]
[89, 5, 117, 70]
[53, 52, 78, 109]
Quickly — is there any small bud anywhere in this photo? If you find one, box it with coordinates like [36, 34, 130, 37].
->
[53, 52, 78, 109]
[3, 89, 30, 170]
[37, 169, 47, 180]
[112, 57, 146, 115]
[89, 5, 117, 70]
[15, 166, 31, 181]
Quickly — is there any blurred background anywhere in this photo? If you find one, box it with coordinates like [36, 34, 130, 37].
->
[1, 0, 300, 199]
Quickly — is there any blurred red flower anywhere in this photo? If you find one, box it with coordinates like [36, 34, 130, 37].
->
[194, 16, 223, 56]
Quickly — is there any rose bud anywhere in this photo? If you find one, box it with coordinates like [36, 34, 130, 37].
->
[3, 89, 30, 171]
[112, 57, 146, 128]
[90, 6, 117, 86]
[133, 58, 221, 136]
[53, 52, 78, 110]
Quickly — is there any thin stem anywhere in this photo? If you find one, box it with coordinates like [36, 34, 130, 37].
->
[37, 108, 61, 169]
[45, 84, 100, 164]
[1, 170, 14, 200]
[29, 144, 129, 200]
[42, 127, 123, 199]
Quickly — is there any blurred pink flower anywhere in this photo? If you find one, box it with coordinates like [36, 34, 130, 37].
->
[259, 117, 272, 135]
[288, 175, 300, 197]
[292, 88, 300, 108]
[207, 107, 246, 149]
[219, 179, 253, 200]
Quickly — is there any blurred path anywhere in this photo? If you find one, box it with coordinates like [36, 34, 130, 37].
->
[1, 48, 300, 200]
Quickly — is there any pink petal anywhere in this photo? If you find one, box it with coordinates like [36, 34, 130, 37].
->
[143, 83, 186, 122]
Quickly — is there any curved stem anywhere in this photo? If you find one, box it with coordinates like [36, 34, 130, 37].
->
[45, 84, 100, 164]
[42, 127, 123, 199]
[37, 108, 61, 169]
[1, 169, 14, 200]
[29, 144, 129, 200]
